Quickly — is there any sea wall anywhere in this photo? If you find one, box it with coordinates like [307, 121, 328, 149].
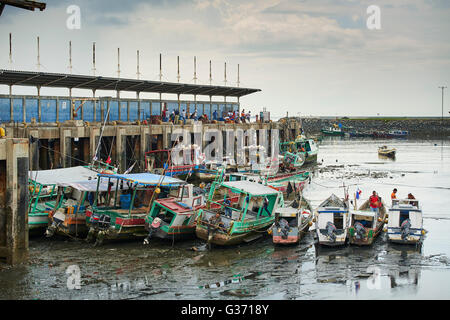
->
[300, 118, 450, 139]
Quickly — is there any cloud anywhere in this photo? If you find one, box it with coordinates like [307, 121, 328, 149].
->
[0, 0, 449, 117]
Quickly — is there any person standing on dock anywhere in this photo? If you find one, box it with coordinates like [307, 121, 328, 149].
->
[391, 188, 397, 200]
[369, 191, 380, 213]
[224, 196, 232, 218]
[263, 196, 271, 216]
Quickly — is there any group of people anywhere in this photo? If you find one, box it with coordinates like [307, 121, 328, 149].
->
[369, 188, 417, 213]
[162, 107, 209, 124]
[161, 105, 252, 124]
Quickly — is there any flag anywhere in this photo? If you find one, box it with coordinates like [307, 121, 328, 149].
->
[356, 188, 362, 200]
[124, 161, 136, 174]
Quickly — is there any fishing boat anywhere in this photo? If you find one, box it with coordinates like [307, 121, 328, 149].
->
[314, 194, 350, 246]
[45, 178, 126, 239]
[195, 180, 282, 246]
[195, 160, 226, 181]
[280, 136, 319, 165]
[28, 166, 99, 234]
[227, 171, 310, 199]
[386, 198, 425, 245]
[281, 152, 305, 171]
[271, 196, 313, 245]
[85, 172, 186, 245]
[143, 184, 207, 243]
[321, 126, 345, 136]
[348, 199, 387, 246]
[145, 145, 203, 177]
[378, 146, 396, 158]
[387, 130, 409, 138]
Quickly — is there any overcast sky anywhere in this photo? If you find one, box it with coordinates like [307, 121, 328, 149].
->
[0, 0, 449, 117]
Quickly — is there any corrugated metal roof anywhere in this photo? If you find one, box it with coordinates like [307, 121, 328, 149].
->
[221, 181, 280, 195]
[0, 69, 260, 97]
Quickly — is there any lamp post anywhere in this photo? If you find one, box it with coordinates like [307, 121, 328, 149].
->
[439, 86, 447, 125]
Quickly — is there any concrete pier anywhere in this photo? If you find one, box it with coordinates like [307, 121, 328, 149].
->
[2, 119, 301, 172]
[0, 138, 29, 265]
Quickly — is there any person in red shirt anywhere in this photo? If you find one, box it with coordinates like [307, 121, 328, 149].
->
[369, 191, 380, 213]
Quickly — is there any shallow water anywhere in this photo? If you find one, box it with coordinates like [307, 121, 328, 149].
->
[1, 137, 450, 300]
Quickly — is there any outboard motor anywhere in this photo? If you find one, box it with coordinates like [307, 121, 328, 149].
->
[325, 221, 337, 242]
[401, 219, 411, 240]
[279, 218, 290, 239]
[354, 222, 366, 240]
[144, 218, 162, 245]
[45, 209, 65, 238]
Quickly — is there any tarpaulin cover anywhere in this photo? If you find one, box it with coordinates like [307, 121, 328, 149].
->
[97, 172, 185, 187]
[29, 166, 98, 185]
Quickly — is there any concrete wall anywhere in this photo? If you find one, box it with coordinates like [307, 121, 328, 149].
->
[0, 138, 29, 265]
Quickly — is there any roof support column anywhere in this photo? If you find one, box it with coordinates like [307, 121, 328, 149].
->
[37, 86, 41, 123]
[92, 89, 96, 122]
[69, 88, 73, 120]
[209, 95, 212, 119]
[9, 85, 13, 123]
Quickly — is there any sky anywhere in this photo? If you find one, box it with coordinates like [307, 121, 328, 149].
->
[0, 0, 449, 117]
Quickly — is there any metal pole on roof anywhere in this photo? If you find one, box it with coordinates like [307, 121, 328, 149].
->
[136, 50, 140, 80]
[209, 60, 212, 85]
[92, 42, 96, 76]
[9, 33, 12, 65]
[237, 64, 240, 88]
[69, 41, 73, 74]
[177, 56, 180, 83]
[36, 36, 41, 72]
[159, 53, 162, 82]
[224, 62, 227, 86]
[193, 56, 198, 105]
[159, 53, 163, 103]
[117, 48, 121, 78]
[193, 56, 198, 84]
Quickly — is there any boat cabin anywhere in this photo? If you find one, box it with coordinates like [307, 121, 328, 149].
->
[28, 166, 99, 231]
[387, 199, 424, 244]
[315, 194, 349, 246]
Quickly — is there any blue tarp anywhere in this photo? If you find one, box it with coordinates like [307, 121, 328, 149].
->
[97, 172, 185, 187]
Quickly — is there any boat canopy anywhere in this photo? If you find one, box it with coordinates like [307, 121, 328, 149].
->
[97, 172, 185, 187]
[221, 181, 279, 196]
[351, 211, 376, 218]
[57, 179, 129, 192]
[29, 166, 98, 185]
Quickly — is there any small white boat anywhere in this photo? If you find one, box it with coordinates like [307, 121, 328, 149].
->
[386, 198, 425, 245]
[348, 199, 387, 246]
[314, 194, 350, 246]
[271, 197, 313, 245]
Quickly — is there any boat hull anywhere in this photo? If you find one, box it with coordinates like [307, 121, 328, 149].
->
[195, 222, 272, 246]
[272, 226, 310, 245]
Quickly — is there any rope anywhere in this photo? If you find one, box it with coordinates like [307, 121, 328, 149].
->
[93, 99, 112, 162]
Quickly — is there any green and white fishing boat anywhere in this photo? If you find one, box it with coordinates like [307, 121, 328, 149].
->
[321, 126, 345, 136]
[45, 178, 128, 239]
[195, 179, 283, 246]
[28, 166, 99, 234]
[143, 183, 207, 243]
[86, 172, 186, 245]
[280, 135, 318, 165]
